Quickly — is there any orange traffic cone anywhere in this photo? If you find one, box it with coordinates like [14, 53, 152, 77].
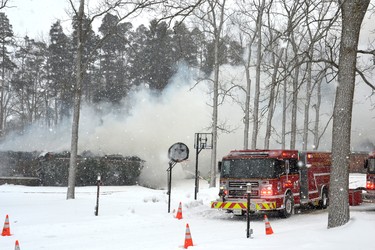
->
[15, 240, 20, 250]
[184, 223, 193, 249]
[264, 215, 274, 235]
[1, 215, 11, 236]
[176, 202, 183, 220]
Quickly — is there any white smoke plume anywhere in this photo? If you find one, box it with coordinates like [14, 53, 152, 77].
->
[1, 63, 374, 188]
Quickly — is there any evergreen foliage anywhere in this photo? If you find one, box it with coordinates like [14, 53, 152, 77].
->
[0, 12, 16, 136]
[47, 21, 74, 121]
[0, 12, 233, 135]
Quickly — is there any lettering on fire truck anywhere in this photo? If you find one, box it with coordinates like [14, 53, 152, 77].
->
[210, 149, 331, 218]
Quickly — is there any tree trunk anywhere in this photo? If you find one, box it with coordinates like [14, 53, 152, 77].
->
[243, 40, 252, 150]
[243, 61, 251, 150]
[210, 34, 219, 187]
[67, 0, 84, 200]
[302, 61, 312, 150]
[282, 78, 287, 149]
[251, 0, 265, 149]
[209, 0, 226, 188]
[313, 69, 325, 150]
[264, 49, 283, 149]
[0, 42, 5, 137]
[281, 51, 288, 149]
[328, 0, 369, 228]
[290, 63, 300, 150]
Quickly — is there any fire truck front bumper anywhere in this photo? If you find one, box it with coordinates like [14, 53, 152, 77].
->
[362, 191, 375, 203]
[211, 199, 277, 215]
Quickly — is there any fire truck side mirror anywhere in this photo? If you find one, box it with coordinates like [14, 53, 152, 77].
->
[218, 161, 222, 172]
[364, 159, 368, 169]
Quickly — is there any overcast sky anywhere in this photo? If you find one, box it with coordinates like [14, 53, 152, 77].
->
[6, 0, 70, 39]
[6, 1, 374, 44]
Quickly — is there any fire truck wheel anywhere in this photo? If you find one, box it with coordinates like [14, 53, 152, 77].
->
[279, 193, 294, 218]
[318, 189, 329, 209]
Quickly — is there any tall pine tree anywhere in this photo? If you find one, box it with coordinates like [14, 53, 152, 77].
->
[133, 20, 175, 91]
[47, 21, 74, 123]
[0, 12, 15, 137]
[97, 13, 132, 104]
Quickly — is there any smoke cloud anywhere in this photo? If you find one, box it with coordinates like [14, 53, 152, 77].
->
[0, 63, 374, 188]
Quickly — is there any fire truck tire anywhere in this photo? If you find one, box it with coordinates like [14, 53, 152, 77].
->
[279, 193, 294, 218]
[318, 189, 329, 209]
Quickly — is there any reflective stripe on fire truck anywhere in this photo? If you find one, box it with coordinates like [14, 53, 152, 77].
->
[210, 201, 277, 210]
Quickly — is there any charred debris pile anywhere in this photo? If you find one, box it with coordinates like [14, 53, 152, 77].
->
[0, 151, 144, 186]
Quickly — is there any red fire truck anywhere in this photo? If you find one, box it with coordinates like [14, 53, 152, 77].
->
[362, 152, 375, 202]
[211, 149, 331, 217]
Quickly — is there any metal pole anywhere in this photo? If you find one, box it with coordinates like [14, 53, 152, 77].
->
[194, 133, 199, 200]
[167, 161, 176, 213]
[246, 183, 252, 238]
[246, 193, 250, 238]
[168, 163, 172, 213]
[95, 174, 101, 216]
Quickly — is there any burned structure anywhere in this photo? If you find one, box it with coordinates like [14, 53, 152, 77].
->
[0, 151, 144, 186]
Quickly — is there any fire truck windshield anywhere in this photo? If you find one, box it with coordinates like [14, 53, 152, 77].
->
[221, 158, 283, 178]
[367, 158, 375, 174]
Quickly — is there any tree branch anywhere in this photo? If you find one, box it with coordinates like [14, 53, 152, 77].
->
[358, 49, 375, 55]
[0, 0, 9, 9]
[356, 68, 375, 90]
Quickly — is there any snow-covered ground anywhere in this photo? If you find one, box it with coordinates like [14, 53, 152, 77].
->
[1, 173, 374, 250]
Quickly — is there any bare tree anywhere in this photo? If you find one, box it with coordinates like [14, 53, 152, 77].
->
[67, 0, 85, 200]
[67, 0, 165, 199]
[328, 0, 370, 228]
[281, 49, 288, 149]
[243, 37, 253, 150]
[250, 0, 266, 149]
[300, 1, 337, 150]
[232, 1, 263, 149]
[289, 21, 304, 150]
[263, 1, 286, 149]
[0, 0, 9, 9]
[277, 0, 306, 150]
[192, 0, 228, 187]
[312, 65, 334, 150]
[66, 0, 204, 199]
[208, 0, 226, 187]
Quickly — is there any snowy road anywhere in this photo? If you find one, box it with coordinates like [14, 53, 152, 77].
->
[1, 174, 374, 250]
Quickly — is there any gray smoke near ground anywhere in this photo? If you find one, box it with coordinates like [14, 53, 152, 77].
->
[0, 65, 217, 188]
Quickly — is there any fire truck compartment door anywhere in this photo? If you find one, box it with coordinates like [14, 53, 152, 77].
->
[299, 166, 309, 204]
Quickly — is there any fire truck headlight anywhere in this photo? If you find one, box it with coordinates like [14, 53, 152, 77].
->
[219, 185, 228, 197]
[366, 181, 375, 190]
[260, 184, 273, 196]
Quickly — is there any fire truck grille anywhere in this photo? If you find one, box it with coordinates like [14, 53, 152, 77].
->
[228, 181, 259, 198]
[229, 181, 259, 188]
[228, 189, 259, 198]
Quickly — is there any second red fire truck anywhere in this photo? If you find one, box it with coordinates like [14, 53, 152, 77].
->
[211, 149, 331, 217]
[362, 152, 375, 202]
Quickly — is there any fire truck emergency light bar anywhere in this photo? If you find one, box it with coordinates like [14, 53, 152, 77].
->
[229, 150, 298, 159]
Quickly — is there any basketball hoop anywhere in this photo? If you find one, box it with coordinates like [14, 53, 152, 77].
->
[194, 133, 213, 150]
[194, 133, 213, 200]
